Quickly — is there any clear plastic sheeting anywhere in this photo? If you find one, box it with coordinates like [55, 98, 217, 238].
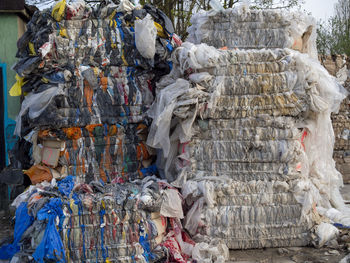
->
[14, 86, 64, 136]
[187, 6, 318, 59]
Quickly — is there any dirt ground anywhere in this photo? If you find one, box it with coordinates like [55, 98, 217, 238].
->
[1, 185, 350, 262]
[0, 211, 14, 243]
[229, 247, 348, 263]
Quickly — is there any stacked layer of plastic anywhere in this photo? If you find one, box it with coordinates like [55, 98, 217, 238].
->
[187, 6, 317, 59]
[13, 0, 177, 183]
[320, 55, 350, 183]
[35, 123, 152, 183]
[147, 8, 347, 249]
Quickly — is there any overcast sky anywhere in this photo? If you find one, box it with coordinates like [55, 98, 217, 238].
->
[301, 0, 338, 21]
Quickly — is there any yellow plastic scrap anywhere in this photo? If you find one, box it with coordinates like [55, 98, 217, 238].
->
[109, 9, 117, 26]
[93, 67, 99, 76]
[9, 74, 27, 96]
[105, 259, 111, 263]
[28, 42, 36, 56]
[154, 22, 167, 38]
[52, 0, 66, 22]
[59, 27, 68, 38]
[121, 51, 128, 66]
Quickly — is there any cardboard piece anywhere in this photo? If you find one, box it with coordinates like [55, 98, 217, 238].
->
[41, 140, 65, 168]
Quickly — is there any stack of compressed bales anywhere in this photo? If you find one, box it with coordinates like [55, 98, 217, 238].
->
[147, 7, 347, 250]
[320, 55, 350, 183]
[12, 0, 178, 183]
[0, 1, 201, 262]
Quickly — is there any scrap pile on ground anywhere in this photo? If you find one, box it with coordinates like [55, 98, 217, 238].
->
[1, 2, 350, 263]
[147, 6, 348, 250]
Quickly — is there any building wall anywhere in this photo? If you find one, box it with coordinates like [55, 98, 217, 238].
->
[0, 13, 21, 121]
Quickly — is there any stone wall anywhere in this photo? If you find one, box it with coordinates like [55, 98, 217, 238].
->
[320, 55, 350, 183]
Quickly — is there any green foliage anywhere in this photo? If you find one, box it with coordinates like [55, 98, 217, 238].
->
[317, 0, 350, 56]
[144, 0, 302, 39]
[250, 0, 302, 9]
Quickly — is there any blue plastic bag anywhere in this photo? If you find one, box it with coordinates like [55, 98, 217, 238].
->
[57, 175, 75, 196]
[0, 202, 34, 260]
[32, 198, 65, 263]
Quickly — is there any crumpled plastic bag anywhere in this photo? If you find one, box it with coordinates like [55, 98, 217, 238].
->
[24, 165, 53, 185]
[315, 222, 339, 247]
[33, 198, 65, 263]
[160, 188, 184, 218]
[9, 74, 27, 96]
[192, 240, 229, 263]
[117, 0, 135, 12]
[135, 14, 157, 59]
[57, 175, 75, 196]
[52, 0, 66, 22]
[184, 197, 204, 235]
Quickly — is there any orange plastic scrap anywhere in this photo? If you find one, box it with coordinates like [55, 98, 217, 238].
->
[24, 164, 53, 185]
[64, 151, 70, 164]
[38, 129, 55, 139]
[84, 80, 93, 113]
[136, 142, 150, 160]
[63, 127, 82, 140]
[85, 124, 103, 136]
[82, 157, 86, 174]
[99, 164, 107, 182]
[108, 125, 118, 136]
[136, 123, 147, 131]
[100, 72, 108, 92]
[101, 77, 108, 92]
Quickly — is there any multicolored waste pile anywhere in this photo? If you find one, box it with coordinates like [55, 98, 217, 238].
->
[0, 2, 349, 263]
[11, 0, 179, 183]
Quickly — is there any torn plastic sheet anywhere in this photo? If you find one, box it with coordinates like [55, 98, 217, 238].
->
[15, 86, 64, 137]
[32, 198, 65, 263]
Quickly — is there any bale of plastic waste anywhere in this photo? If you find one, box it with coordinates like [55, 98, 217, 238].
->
[147, 31, 347, 250]
[187, 5, 318, 59]
[10, 0, 180, 184]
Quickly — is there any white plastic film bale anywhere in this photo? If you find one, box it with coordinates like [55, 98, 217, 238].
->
[135, 14, 157, 59]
